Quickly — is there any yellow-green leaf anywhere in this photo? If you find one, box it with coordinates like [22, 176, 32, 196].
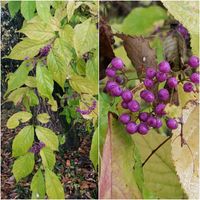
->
[69, 75, 98, 95]
[73, 18, 98, 56]
[36, 1, 52, 23]
[40, 147, 56, 170]
[7, 38, 47, 60]
[12, 125, 34, 157]
[59, 24, 74, 47]
[90, 128, 98, 170]
[67, 1, 76, 21]
[7, 111, 32, 129]
[12, 152, 35, 182]
[35, 126, 58, 151]
[31, 168, 45, 199]
[45, 168, 64, 199]
[25, 76, 37, 88]
[37, 113, 50, 124]
[21, 1, 36, 20]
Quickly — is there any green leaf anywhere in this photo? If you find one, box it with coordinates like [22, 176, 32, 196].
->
[12, 152, 35, 182]
[150, 37, 164, 63]
[69, 75, 98, 95]
[36, 1, 51, 23]
[35, 126, 58, 151]
[45, 168, 64, 199]
[8, 1, 21, 18]
[162, 1, 199, 55]
[25, 76, 37, 88]
[59, 24, 74, 47]
[40, 147, 56, 170]
[73, 18, 98, 56]
[86, 49, 98, 85]
[36, 62, 53, 100]
[19, 19, 55, 41]
[23, 89, 39, 108]
[12, 125, 34, 157]
[7, 111, 32, 129]
[37, 113, 50, 124]
[47, 38, 72, 89]
[5, 61, 32, 96]
[132, 132, 187, 198]
[21, 1, 36, 20]
[6, 87, 29, 105]
[99, 113, 142, 199]
[89, 128, 98, 170]
[67, 1, 76, 21]
[122, 6, 167, 36]
[7, 38, 47, 60]
[31, 169, 46, 199]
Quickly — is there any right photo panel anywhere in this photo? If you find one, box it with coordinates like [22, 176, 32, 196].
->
[99, 1, 199, 199]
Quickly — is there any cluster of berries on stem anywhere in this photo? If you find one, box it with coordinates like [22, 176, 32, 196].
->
[76, 100, 97, 115]
[105, 56, 199, 135]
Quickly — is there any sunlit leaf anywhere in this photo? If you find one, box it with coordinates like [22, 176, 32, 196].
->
[12, 125, 34, 157]
[36, 1, 52, 23]
[45, 168, 64, 199]
[21, 1, 36, 20]
[7, 111, 32, 129]
[40, 147, 56, 170]
[35, 126, 58, 151]
[31, 168, 45, 199]
[37, 113, 50, 124]
[12, 152, 35, 182]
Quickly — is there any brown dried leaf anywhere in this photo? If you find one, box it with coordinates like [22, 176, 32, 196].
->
[116, 33, 157, 78]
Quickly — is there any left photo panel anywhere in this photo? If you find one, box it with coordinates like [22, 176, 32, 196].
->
[1, 1, 98, 199]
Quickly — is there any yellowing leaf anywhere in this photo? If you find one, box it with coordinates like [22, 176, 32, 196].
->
[19, 19, 55, 41]
[5, 61, 32, 96]
[7, 38, 47, 60]
[37, 113, 50, 124]
[73, 18, 98, 56]
[99, 113, 142, 199]
[12, 125, 34, 157]
[47, 38, 72, 89]
[12, 152, 35, 182]
[165, 104, 182, 118]
[31, 169, 45, 199]
[7, 111, 32, 129]
[172, 103, 199, 199]
[36, 1, 52, 23]
[45, 168, 64, 199]
[25, 76, 37, 88]
[67, 1, 76, 21]
[59, 24, 74, 47]
[48, 98, 58, 112]
[40, 147, 56, 170]
[35, 126, 58, 151]
[69, 75, 98, 95]
[36, 62, 53, 100]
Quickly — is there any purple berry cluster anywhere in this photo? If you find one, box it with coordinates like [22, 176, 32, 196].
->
[105, 56, 199, 135]
[76, 100, 97, 115]
[39, 44, 51, 57]
[176, 24, 189, 40]
[29, 142, 45, 154]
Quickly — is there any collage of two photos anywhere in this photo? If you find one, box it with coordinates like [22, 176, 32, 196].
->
[1, 0, 199, 199]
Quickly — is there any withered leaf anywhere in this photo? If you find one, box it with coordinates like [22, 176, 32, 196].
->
[100, 17, 115, 80]
[115, 33, 157, 78]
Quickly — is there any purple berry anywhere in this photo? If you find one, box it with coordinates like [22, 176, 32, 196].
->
[190, 73, 199, 84]
[111, 57, 124, 70]
[128, 100, 140, 112]
[116, 76, 124, 84]
[138, 123, 149, 135]
[183, 82, 194, 92]
[156, 118, 162, 128]
[158, 89, 169, 101]
[141, 90, 155, 103]
[126, 121, 138, 134]
[188, 56, 199, 68]
[156, 72, 167, 82]
[119, 113, 131, 124]
[121, 101, 128, 109]
[167, 77, 178, 88]
[121, 90, 133, 102]
[106, 81, 118, 92]
[147, 116, 157, 128]
[177, 24, 189, 39]
[158, 61, 171, 73]
[154, 103, 166, 116]
[166, 118, 178, 129]
[144, 78, 154, 88]
[106, 68, 116, 77]
[110, 85, 122, 96]
[146, 67, 156, 79]
[139, 112, 149, 122]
